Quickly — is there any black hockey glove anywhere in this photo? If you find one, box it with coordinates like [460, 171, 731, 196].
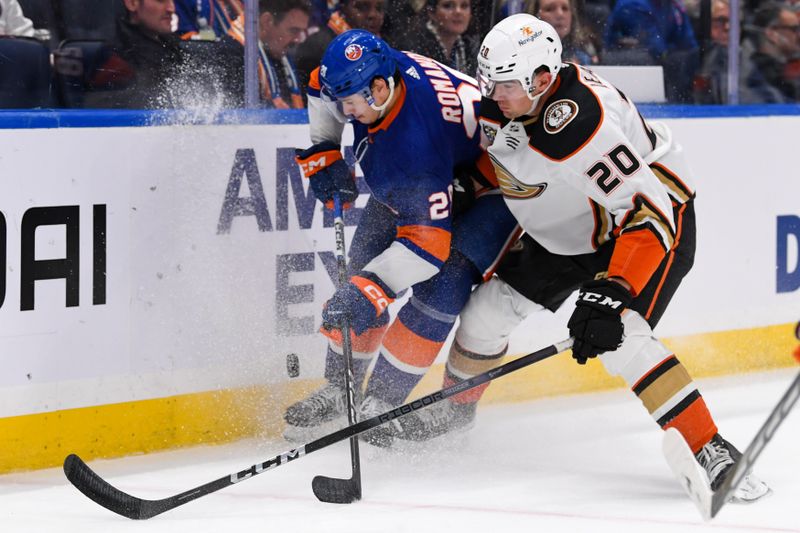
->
[322, 272, 396, 335]
[451, 166, 476, 218]
[295, 142, 358, 208]
[567, 279, 633, 364]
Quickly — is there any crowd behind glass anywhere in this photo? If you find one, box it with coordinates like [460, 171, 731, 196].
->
[1, 0, 799, 109]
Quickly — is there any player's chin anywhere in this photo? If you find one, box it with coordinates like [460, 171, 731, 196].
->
[498, 106, 517, 119]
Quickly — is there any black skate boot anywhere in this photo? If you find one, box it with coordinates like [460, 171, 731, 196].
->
[695, 433, 771, 502]
[356, 395, 402, 448]
[283, 383, 346, 442]
[394, 399, 477, 442]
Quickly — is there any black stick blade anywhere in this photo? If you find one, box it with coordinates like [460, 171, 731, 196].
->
[64, 454, 150, 520]
[312, 475, 361, 504]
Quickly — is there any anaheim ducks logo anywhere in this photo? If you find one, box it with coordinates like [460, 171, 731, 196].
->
[344, 44, 363, 61]
[544, 99, 579, 134]
[489, 153, 547, 199]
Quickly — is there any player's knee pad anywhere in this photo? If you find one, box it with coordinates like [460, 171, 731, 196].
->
[599, 310, 672, 385]
[455, 276, 543, 356]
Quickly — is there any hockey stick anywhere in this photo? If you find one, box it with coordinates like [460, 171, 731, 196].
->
[311, 193, 362, 504]
[63, 338, 573, 519]
[663, 370, 800, 520]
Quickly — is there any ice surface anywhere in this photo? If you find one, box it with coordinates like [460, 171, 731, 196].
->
[1, 369, 797, 533]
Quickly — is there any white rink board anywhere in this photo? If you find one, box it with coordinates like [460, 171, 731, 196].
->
[0, 115, 798, 418]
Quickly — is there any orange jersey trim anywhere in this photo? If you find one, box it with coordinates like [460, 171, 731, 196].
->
[645, 202, 687, 319]
[368, 79, 407, 134]
[528, 72, 601, 163]
[475, 151, 499, 188]
[608, 228, 668, 296]
[382, 320, 443, 368]
[309, 67, 321, 92]
[396, 225, 451, 263]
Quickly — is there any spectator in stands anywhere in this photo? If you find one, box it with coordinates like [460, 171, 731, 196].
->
[382, 0, 425, 45]
[740, 2, 800, 102]
[526, 0, 599, 64]
[174, 0, 219, 39]
[0, 0, 34, 36]
[693, 0, 730, 103]
[604, 0, 699, 102]
[497, 0, 526, 18]
[395, 0, 480, 75]
[294, 0, 386, 90]
[84, 0, 186, 108]
[307, 0, 336, 32]
[604, 0, 698, 61]
[218, 0, 311, 108]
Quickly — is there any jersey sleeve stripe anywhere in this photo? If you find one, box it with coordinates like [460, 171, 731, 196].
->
[644, 201, 690, 320]
[307, 67, 321, 98]
[475, 151, 500, 188]
[650, 163, 695, 203]
[589, 199, 611, 250]
[608, 223, 669, 295]
[617, 193, 676, 245]
[396, 224, 451, 264]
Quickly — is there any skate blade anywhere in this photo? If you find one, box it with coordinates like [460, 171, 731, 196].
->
[366, 420, 475, 452]
[729, 475, 773, 504]
[662, 427, 713, 521]
[283, 417, 346, 443]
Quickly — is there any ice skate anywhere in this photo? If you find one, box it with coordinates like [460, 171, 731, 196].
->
[394, 399, 477, 442]
[357, 395, 401, 448]
[695, 433, 771, 503]
[283, 383, 346, 442]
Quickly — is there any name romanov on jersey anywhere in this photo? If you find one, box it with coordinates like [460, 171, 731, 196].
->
[405, 52, 474, 125]
[230, 448, 307, 483]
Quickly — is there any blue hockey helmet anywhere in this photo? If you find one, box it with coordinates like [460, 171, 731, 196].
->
[319, 30, 397, 109]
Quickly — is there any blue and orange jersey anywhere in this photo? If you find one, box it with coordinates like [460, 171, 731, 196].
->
[306, 50, 486, 293]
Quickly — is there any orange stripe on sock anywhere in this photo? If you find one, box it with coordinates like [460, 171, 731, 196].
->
[444, 373, 488, 404]
[320, 322, 389, 354]
[662, 396, 718, 453]
[382, 320, 443, 368]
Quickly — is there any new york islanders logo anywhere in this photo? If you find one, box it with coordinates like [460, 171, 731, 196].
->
[344, 44, 363, 61]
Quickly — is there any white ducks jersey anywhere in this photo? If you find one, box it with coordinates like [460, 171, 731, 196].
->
[479, 63, 696, 295]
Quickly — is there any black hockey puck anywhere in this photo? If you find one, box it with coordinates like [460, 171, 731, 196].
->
[286, 353, 300, 378]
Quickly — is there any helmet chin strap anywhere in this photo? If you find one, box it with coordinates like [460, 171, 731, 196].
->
[369, 76, 396, 117]
[525, 74, 556, 117]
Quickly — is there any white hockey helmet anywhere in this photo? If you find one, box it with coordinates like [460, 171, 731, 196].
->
[477, 14, 562, 104]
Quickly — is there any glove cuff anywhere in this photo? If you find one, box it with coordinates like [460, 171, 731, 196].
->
[350, 272, 396, 315]
[576, 279, 633, 315]
[295, 144, 343, 178]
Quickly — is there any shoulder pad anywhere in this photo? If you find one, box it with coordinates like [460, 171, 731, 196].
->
[527, 64, 603, 161]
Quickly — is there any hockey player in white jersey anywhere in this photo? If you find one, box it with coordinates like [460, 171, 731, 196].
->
[396, 14, 771, 502]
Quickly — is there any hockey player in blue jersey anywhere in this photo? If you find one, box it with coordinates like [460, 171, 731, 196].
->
[283, 30, 520, 446]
